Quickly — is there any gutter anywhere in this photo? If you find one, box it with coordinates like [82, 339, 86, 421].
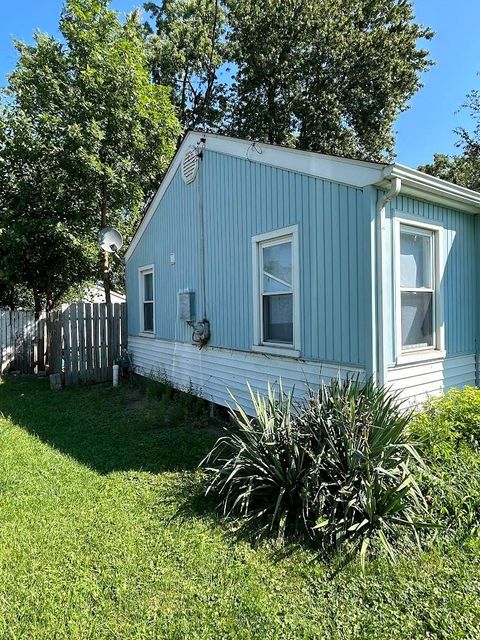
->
[375, 174, 401, 386]
[380, 164, 480, 214]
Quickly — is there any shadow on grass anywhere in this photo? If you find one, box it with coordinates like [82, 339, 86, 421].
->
[0, 376, 322, 559]
[0, 375, 222, 475]
[171, 464, 321, 563]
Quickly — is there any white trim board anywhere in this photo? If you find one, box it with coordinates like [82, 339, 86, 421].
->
[138, 264, 155, 337]
[125, 131, 480, 261]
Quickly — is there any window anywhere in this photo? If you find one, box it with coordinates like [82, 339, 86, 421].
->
[139, 266, 154, 334]
[398, 224, 437, 352]
[252, 226, 299, 355]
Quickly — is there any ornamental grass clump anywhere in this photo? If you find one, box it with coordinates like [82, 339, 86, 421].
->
[201, 383, 310, 539]
[201, 378, 428, 562]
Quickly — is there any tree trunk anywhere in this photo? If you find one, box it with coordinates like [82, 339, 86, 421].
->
[33, 287, 42, 320]
[100, 184, 112, 305]
[102, 249, 111, 304]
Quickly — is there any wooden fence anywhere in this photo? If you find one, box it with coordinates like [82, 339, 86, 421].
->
[0, 310, 46, 375]
[0, 303, 127, 386]
[49, 303, 127, 385]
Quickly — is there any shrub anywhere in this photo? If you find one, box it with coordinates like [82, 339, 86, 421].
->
[299, 379, 427, 557]
[409, 387, 480, 539]
[410, 386, 480, 461]
[201, 379, 427, 561]
[202, 384, 308, 539]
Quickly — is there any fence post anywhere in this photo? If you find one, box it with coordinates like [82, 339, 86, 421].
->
[37, 315, 46, 373]
[48, 310, 63, 376]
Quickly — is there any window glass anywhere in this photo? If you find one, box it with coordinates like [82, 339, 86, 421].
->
[144, 272, 154, 301]
[141, 269, 154, 333]
[400, 230, 432, 289]
[401, 291, 433, 349]
[143, 302, 154, 332]
[263, 294, 293, 343]
[263, 242, 292, 293]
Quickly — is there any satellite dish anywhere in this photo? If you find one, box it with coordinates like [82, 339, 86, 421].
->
[99, 227, 123, 253]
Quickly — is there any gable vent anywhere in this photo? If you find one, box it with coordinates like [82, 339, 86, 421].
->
[181, 150, 199, 185]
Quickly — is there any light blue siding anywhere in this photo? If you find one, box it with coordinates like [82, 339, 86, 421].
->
[126, 168, 201, 342]
[382, 192, 477, 364]
[126, 149, 371, 367]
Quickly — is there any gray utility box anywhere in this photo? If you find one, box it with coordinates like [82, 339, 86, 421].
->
[178, 291, 195, 322]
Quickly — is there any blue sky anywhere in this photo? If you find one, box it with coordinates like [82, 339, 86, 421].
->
[1, 0, 479, 168]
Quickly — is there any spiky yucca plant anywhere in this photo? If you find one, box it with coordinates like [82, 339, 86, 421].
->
[201, 383, 310, 540]
[299, 379, 427, 562]
[201, 379, 428, 561]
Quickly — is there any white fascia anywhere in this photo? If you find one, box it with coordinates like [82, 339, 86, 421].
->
[379, 164, 480, 214]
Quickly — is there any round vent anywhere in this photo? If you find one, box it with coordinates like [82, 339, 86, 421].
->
[181, 150, 199, 185]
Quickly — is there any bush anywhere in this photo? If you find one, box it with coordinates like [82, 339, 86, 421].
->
[409, 387, 480, 539]
[410, 386, 480, 461]
[201, 379, 427, 561]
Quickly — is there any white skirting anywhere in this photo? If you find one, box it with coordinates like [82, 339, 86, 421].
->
[387, 353, 476, 406]
[128, 336, 364, 413]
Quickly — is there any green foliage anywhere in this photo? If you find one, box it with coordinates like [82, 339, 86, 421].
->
[410, 386, 480, 461]
[0, 0, 180, 311]
[0, 377, 479, 638]
[134, 368, 210, 427]
[226, 0, 433, 160]
[145, 0, 433, 161]
[419, 84, 480, 191]
[419, 152, 480, 191]
[202, 379, 427, 561]
[144, 0, 228, 132]
[409, 388, 480, 540]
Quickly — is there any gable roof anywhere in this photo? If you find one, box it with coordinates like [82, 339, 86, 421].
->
[125, 131, 480, 260]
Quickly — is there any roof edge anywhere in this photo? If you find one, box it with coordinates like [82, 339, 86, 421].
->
[378, 164, 480, 214]
[125, 131, 198, 261]
[125, 132, 480, 260]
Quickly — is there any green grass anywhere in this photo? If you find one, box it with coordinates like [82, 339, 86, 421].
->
[0, 377, 479, 639]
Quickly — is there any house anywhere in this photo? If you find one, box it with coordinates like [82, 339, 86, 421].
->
[80, 283, 126, 305]
[125, 131, 480, 410]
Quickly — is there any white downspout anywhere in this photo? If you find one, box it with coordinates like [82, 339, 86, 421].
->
[376, 175, 401, 387]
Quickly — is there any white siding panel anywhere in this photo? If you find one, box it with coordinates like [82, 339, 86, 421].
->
[128, 336, 364, 413]
[387, 354, 476, 406]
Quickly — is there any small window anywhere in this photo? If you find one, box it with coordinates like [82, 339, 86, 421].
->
[262, 240, 293, 343]
[399, 225, 435, 351]
[252, 226, 299, 354]
[139, 266, 154, 333]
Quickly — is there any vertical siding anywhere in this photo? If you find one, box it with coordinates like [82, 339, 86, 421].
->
[383, 192, 477, 363]
[126, 150, 371, 367]
[126, 169, 201, 341]
[203, 151, 369, 366]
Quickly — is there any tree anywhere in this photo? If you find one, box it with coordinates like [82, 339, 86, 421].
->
[59, 0, 181, 302]
[0, 0, 180, 312]
[419, 89, 480, 191]
[145, 1, 433, 160]
[418, 153, 479, 191]
[0, 35, 98, 317]
[144, 0, 228, 134]
[226, 0, 433, 160]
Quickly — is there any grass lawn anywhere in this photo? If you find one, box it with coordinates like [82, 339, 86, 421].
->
[0, 377, 479, 639]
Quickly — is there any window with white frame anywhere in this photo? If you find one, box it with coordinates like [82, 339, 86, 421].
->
[139, 266, 154, 333]
[399, 224, 436, 351]
[253, 226, 299, 352]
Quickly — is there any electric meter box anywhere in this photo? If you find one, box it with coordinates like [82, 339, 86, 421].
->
[178, 291, 195, 322]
